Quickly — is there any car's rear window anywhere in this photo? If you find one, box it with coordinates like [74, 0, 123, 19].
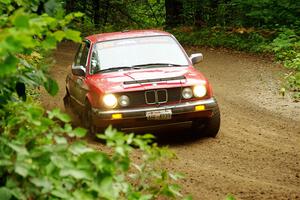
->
[93, 36, 189, 70]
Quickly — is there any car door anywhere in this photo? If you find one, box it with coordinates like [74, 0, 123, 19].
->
[69, 41, 91, 107]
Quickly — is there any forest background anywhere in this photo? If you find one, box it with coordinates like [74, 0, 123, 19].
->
[0, 0, 299, 199]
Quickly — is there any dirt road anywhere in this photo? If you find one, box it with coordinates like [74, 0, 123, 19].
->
[41, 42, 300, 200]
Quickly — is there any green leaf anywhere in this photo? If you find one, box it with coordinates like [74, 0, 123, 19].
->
[54, 136, 68, 144]
[60, 168, 92, 180]
[0, 187, 12, 200]
[0, 55, 18, 77]
[42, 35, 57, 49]
[140, 194, 153, 200]
[73, 190, 94, 200]
[70, 142, 93, 155]
[168, 184, 181, 197]
[7, 143, 29, 155]
[28, 106, 44, 120]
[72, 127, 87, 138]
[97, 177, 115, 198]
[44, 77, 59, 96]
[51, 189, 71, 199]
[53, 30, 65, 42]
[183, 195, 193, 200]
[30, 177, 52, 192]
[73, 12, 84, 17]
[0, 0, 11, 4]
[12, 11, 29, 28]
[141, 134, 155, 139]
[116, 146, 126, 156]
[65, 29, 81, 43]
[51, 155, 73, 169]
[48, 108, 71, 123]
[64, 123, 73, 132]
[14, 162, 29, 177]
[85, 152, 110, 168]
[6, 187, 24, 200]
[0, 160, 13, 166]
[169, 173, 184, 181]
[226, 194, 236, 200]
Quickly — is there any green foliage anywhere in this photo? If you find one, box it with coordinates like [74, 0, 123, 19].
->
[67, 0, 165, 36]
[225, 194, 236, 200]
[283, 72, 300, 100]
[0, 2, 189, 200]
[264, 29, 300, 100]
[0, 0, 82, 104]
[170, 0, 299, 28]
[267, 29, 300, 70]
[171, 27, 267, 52]
[171, 26, 300, 101]
[0, 101, 186, 200]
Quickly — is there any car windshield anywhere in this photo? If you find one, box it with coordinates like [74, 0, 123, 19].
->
[92, 36, 189, 73]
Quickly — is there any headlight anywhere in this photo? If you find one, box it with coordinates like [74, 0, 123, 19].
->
[118, 95, 130, 107]
[193, 85, 207, 97]
[182, 87, 193, 99]
[103, 94, 117, 108]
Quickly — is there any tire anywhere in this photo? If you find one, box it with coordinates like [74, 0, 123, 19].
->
[192, 106, 221, 138]
[83, 101, 97, 139]
[63, 88, 71, 110]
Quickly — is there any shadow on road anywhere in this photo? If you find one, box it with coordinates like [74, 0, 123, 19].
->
[124, 123, 211, 147]
[67, 108, 212, 146]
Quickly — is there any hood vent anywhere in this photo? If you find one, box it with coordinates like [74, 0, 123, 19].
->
[123, 75, 186, 85]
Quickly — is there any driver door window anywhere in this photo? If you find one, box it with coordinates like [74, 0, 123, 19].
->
[90, 51, 100, 74]
[74, 41, 90, 67]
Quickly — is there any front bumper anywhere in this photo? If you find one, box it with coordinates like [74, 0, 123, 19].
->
[92, 97, 218, 128]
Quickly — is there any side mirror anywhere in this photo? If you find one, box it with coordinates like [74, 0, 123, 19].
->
[72, 65, 86, 76]
[189, 53, 203, 65]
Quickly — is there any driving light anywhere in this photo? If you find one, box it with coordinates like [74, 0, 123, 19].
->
[182, 88, 193, 99]
[112, 113, 122, 119]
[193, 85, 207, 98]
[195, 105, 205, 111]
[118, 95, 130, 107]
[103, 94, 117, 108]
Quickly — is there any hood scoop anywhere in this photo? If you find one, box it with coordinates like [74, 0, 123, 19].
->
[123, 75, 186, 85]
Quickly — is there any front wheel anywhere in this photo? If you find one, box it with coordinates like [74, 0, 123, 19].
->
[192, 107, 221, 138]
[63, 89, 71, 111]
[83, 101, 97, 137]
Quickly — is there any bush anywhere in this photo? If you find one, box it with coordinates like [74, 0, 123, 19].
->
[266, 29, 300, 100]
[170, 27, 267, 52]
[171, 26, 300, 101]
[0, 101, 187, 200]
[0, 1, 189, 199]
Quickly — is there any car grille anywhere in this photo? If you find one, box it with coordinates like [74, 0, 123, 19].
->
[145, 89, 168, 104]
[118, 87, 181, 108]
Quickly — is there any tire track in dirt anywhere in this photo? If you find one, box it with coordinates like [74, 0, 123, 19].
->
[41, 42, 300, 200]
[171, 47, 300, 199]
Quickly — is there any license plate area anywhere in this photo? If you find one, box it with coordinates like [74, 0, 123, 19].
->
[146, 109, 172, 120]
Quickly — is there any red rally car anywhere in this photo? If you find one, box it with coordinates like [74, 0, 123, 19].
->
[64, 30, 220, 137]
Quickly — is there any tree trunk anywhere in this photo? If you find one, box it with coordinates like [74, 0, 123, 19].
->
[165, 0, 183, 27]
[93, 0, 101, 28]
[65, 0, 75, 13]
[36, 1, 45, 15]
[103, 0, 110, 25]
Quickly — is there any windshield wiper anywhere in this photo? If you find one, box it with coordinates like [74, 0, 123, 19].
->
[94, 66, 141, 74]
[131, 63, 186, 68]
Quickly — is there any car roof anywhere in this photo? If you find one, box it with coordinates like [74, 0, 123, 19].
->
[85, 30, 171, 43]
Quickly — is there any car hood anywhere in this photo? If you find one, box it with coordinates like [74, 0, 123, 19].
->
[87, 66, 207, 93]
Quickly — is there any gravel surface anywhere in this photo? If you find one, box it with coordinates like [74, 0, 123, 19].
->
[41, 42, 300, 200]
